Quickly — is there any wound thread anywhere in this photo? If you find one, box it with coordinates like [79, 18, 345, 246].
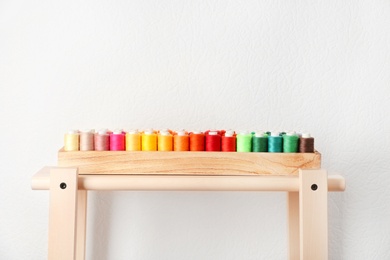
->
[205, 130, 221, 151]
[299, 133, 315, 153]
[236, 131, 252, 152]
[142, 130, 157, 151]
[189, 132, 205, 151]
[125, 130, 141, 151]
[64, 130, 80, 151]
[283, 132, 299, 153]
[221, 130, 236, 152]
[80, 130, 94, 151]
[110, 131, 125, 151]
[158, 130, 173, 151]
[94, 130, 109, 151]
[252, 132, 268, 152]
[173, 130, 189, 151]
[268, 132, 283, 153]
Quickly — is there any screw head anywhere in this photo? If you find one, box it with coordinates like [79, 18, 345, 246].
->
[60, 182, 67, 189]
[311, 184, 318, 191]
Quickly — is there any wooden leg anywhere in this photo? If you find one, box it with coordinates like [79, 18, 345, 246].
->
[299, 169, 328, 260]
[48, 168, 78, 260]
[76, 190, 87, 260]
[288, 192, 299, 260]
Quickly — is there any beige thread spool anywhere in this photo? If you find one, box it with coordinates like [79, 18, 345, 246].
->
[80, 129, 94, 151]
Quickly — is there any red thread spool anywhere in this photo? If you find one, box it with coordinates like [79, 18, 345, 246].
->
[173, 130, 189, 151]
[221, 130, 236, 152]
[189, 131, 205, 151]
[205, 130, 221, 151]
[94, 129, 110, 151]
[110, 130, 125, 151]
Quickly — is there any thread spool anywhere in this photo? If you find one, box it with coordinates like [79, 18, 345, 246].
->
[142, 129, 157, 151]
[110, 130, 125, 151]
[64, 130, 79, 151]
[80, 130, 94, 151]
[299, 133, 315, 153]
[205, 130, 221, 151]
[268, 132, 283, 153]
[252, 131, 268, 152]
[158, 130, 173, 151]
[94, 129, 110, 151]
[126, 130, 141, 151]
[236, 131, 252, 152]
[173, 130, 189, 151]
[283, 132, 299, 153]
[189, 131, 205, 151]
[221, 130, 236, 152]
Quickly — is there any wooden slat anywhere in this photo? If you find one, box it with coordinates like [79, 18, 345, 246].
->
[58, 149, 321, 175]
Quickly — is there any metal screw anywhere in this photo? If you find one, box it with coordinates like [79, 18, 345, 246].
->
[60, 182, 67, 189]
[311, 184, 318, 191]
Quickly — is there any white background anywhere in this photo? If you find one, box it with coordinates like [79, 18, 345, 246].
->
[1, 0, 390, 259]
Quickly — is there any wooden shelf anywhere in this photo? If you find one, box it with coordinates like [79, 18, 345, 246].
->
[58, 149, 321, 175]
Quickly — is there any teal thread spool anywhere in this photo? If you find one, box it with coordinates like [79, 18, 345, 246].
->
[236, 131, 252, 152]
[283, 132, 299, 153]
[252, 132, 268, 152]
[268, 132, 282, 152]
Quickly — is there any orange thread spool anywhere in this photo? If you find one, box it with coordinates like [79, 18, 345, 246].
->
[173, 130, 189, 151]
[158, 129, 173, 151]
[189, 131, 205, 151]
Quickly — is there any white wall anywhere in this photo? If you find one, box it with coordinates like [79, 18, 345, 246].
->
[1, 0, 390, 259]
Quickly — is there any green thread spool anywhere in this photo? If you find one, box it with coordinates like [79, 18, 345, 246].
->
[236, 131, 252, 152]
[252, 132, 268, 152]
[283, 132, 299, 153]
[268, 132, 283, 152]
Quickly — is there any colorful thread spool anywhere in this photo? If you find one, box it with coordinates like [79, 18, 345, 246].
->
[189, 131, 205, 151]
[283, 132, 299, 153]
[80, 130, 94, 151]
[221, 130, 236, 152]
[64, 130, 79, 151]
[268, 132, 283, 153]
[142, 129, 157, 151]
[205, 130, 221, 151]
[252, 131, 268, 152]
[173, 130, 189, 151]
[299, 133, 315, 153]
[94, 129, 110, 151]
[236, 131, 252, 152]
[126, 130, 141, 151]
[158, 129, 173, 151]
[110, 130, 125, 151]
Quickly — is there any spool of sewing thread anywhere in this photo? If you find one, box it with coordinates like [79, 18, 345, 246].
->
[283, 132, 299, 153]
[205, 130, 221, 151]
[268, 132, 283, 153]
[189, 131, 205, 151]
[64, 130, 79, 151]
[173, 130, 189, 151]
[142, 129, 157, 151]
[221, 130, 236, 152]
[252, 131, 268, 152]
[299, 133, 315, 153]
[80, 130, 94, 151]
[236, 131, 252, 152]
[94, 129, 110, 151]
[126, 130, 141, 151]
[158, 129, 173, 151]
[110, 130, 125, 151]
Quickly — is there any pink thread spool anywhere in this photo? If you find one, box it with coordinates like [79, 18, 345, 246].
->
[94, 129, 110, 151]
[110, 130, 125, 151]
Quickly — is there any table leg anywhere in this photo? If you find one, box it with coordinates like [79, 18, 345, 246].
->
[76, 190, 87, 260]
[288, 191, 299, 260]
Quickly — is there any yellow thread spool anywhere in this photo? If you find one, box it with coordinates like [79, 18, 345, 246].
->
[158, 130, 173, 151]
[126, 130, 141, 151]
[64, 130, 80, 151]
[142, 129, 157, 151]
